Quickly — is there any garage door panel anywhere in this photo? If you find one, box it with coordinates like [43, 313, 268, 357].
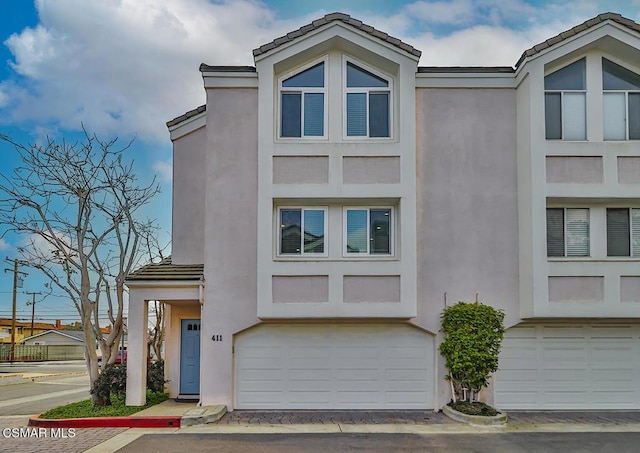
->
[235, 324, 434, 409]
[495, 324, 640, 410]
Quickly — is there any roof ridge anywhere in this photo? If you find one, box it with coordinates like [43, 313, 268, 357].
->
[252, 12, 421, 59]
[516, 12, 640, 67]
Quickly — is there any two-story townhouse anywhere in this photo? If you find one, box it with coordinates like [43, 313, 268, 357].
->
[125, 12, 640, 411]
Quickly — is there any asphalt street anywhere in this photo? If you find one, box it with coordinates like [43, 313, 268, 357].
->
[115, 432, 640, 453]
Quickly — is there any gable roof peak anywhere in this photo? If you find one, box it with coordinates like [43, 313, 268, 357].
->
[253, 12, 421, 60]
[516, 12, 640, 68]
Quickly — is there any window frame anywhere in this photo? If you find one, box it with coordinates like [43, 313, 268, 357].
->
[602, 58, 640, 141]
[606, 207, 640, 258]
[277, 56, 328, 140]
[342, 56, 393, 140]
[546, 207, 590, 258]
[342, 206, 394, 257]
[276, 206, 329, 258]
[544, 58, 587, 141]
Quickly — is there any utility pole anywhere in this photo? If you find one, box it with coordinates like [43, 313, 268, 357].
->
[4, 258, 28, 362]
[26, 291, 42, 337]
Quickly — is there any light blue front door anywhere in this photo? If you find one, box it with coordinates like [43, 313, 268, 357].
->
[180, 319, 201, 395]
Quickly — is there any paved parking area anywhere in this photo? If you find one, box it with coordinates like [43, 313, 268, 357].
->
[219, 410, 640, 426]
[219, 410, 457, 425]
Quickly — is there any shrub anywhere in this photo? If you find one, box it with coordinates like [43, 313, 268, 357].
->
[147, 360, 168, 393]
[91, 360, 168, 405]
[439, 301, 505, 404]
[92, 363, 127, 404]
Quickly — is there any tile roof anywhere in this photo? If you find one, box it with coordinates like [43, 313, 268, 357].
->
[417, 66, 515, 73]
[252, 12, 421, 59]
[166, 104, 206, 128]
[516, 12, 640, 68]
[199, 65, 257, 73]
[126, 257, 204, 282]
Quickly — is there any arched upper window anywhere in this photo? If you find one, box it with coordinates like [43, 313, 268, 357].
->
[344, 60, 392, 138]
[544, 58, 586, 140]
[279, 60, 326, 138]
[603, 58, 640, 140]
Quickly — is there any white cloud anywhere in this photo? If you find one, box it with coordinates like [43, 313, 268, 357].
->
[0, 238, 11, 251]
[153, 160, 173, 183]
[1, 0, 637, 143]
[1, 0, 304, 142]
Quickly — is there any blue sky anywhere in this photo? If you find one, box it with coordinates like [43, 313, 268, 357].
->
[0, 0, 639, 325]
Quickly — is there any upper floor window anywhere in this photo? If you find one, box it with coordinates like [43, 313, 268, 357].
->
[344, 207, 392, 255]
[278, 207, 327, 256]
[279, 61, 326, 138]
[602, 58, 640, 140]
[545, 58, 586, 140]
[546, 208, 590, 257]
[607, 208, 640, 257]
[345, 60, 391, 138]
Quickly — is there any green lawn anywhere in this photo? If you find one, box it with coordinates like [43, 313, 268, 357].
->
[39, 391, 169, 419]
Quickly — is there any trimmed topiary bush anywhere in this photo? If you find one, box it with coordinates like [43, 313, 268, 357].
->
[439, 301, 505, 408]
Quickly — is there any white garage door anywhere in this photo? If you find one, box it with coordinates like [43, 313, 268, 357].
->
[235, 324, 434, 409]
[495, 324, 640, 410]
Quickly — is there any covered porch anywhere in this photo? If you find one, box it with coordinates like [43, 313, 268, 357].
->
[124, 257, 204, 406]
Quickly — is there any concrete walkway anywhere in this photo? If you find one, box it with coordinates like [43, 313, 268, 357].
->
[80, 401, 640, 452]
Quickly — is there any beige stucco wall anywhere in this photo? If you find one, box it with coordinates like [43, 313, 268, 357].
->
[416, 87, 519, 405]
[172, 126, 206, 265]
[548, 276, 604, 303]
[272, 276, 329, 303]
[416, 88, 519, 330]
[618, 157, 640, 184]
[201, 88, 260, 407]
[545, 156, 603, 183]
[273, 156, 329, 184]
[343, 275, 401, 302]
[342, 157, 401, 184]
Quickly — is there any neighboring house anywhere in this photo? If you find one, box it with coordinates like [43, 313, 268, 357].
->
[0, 318, 61, 344]
[21, 330, 86, 346]
[125, 12, 640, 411]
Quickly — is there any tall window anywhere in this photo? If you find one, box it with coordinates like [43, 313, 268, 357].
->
[345, 61, 391, 138]
[545, 58, 586, 140]
[278, 208, 326, 256]
[280, 61, 326, 138]
[603, 58, 640, 140]
[344, 208, 392, 255]
[607, 208, 640, 257]
[546, 208, 590, 257]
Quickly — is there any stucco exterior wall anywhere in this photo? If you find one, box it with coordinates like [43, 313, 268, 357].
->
[172, 126, 206, 265]
[201, 88, 260, 407]
[415, 88, 520, 333]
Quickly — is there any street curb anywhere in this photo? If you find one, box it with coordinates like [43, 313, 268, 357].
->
[28, 415, 181, 428]
[442, 404, 508, 426]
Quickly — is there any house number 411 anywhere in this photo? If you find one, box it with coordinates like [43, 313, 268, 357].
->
[211, 334, 223, 342]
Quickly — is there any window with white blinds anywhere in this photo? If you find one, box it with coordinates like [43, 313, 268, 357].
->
[607, 208, 640, 257]
[544, 58, 586, 140]
[345, 60, 391, 138]
[603, 58, 640, 141]
[546, 208, 590, 257]
[279, 60, 326, 138]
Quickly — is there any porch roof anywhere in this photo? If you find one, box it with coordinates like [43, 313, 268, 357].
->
[125, 257, 204, 282]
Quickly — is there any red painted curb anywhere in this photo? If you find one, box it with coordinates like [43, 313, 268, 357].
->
[28, 415, 181, 428]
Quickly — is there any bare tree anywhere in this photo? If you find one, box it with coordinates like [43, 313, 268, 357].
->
[148, 301, 165, 361]
[0, 130, 162, 405]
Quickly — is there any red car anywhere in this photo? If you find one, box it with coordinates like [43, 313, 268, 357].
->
[97, 350, 127, 366]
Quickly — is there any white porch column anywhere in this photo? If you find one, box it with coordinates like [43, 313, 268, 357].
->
[126, 291, 148, 406]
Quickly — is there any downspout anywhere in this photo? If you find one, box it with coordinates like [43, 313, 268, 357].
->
[197, 278, 205, 407]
